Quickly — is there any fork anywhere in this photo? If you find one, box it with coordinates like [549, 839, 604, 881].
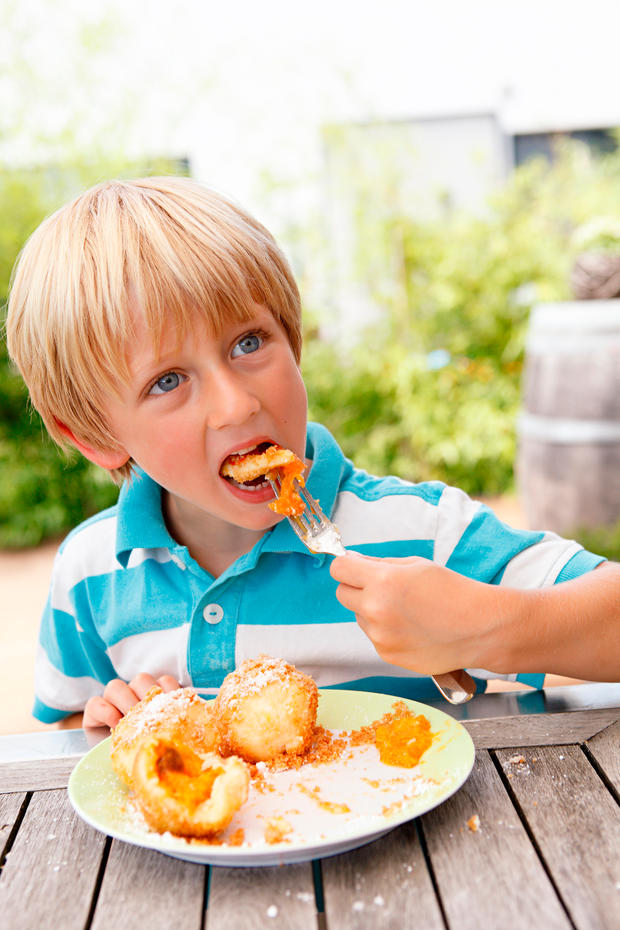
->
[269, 476, 476, 705]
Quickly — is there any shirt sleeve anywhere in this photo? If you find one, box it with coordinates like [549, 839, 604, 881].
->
[33, 549, 116, 723]
[435, 485, 605, 586]
[434, 485, 606, 690]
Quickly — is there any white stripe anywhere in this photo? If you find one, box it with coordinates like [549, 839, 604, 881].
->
[51, 517, 175, 614]
[126, 547, 176, 569]
[434, 486, 481, 566]
[106, 625, 191, 686]
[235, 622, 421, 687]
[51, 517, 119, 613]
[501, 534, 583, 588]
[466, 669, 519, 682]
[333, 489, 439, 545]
[35, 645, 104, 712]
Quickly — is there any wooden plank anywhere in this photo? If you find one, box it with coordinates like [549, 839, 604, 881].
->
[0, 788, 107, 930]
[586, 720, 620, 797]
[207, 862, 317, 929]
[496, 744, 620, 930]
[321, 819, 444, 929]
[0, 792, 28, 862]
[421, 750, 571, 929]
[0, 757, 80, 793]
[463, 707, 619, 749]
[91, 839, 206, 930]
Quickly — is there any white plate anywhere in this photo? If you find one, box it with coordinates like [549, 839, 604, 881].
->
[69, 689, 474, 866]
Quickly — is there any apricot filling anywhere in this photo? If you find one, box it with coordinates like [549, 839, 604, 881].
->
[220, 443, 307, 515]
[374, 714, 434, 768]
[156, 745, 223, 811]
[131, 738, 250, 837]
[267, 455, 306, 516]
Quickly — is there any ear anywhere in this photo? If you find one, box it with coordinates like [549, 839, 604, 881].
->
[54, 419, 130, 470]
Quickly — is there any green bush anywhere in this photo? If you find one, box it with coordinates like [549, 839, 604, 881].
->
[572, 521, 620, 563]
[0, 159, 186, 547]
[303, 332, 519, 496]
[303, 136, 620, 498]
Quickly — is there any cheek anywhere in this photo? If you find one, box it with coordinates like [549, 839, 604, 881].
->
[277, 364, 307, 414]
[133, 419, 199, 471]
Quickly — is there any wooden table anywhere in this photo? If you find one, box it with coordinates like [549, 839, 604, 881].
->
[1, 683, 619, 929]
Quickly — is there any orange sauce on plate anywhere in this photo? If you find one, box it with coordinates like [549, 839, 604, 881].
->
[374, 714, 433, 768]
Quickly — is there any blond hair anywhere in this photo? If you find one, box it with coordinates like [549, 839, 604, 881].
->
[6, 176, 302, 482]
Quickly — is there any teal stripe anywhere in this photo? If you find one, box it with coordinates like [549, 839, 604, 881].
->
[32, 697, 71, 724]
[555, 549, 606, 583]
[343, 471, 445, 505]
[515, 673, 546, 689]
[39, 607, 116, 683]
[323, 675, 486, 701]
[447, 505, 545, 582]
[238, 552, 350, 625]
[76, 560, 201, 646]
[353, 540, 434, 559]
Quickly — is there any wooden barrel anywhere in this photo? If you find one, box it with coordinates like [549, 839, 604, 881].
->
[516, 300, 620, 533]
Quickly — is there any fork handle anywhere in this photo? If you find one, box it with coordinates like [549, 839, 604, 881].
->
[431, 669, 476, 704]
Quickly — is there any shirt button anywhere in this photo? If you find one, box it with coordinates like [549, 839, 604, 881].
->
[203, 603, 224, 624]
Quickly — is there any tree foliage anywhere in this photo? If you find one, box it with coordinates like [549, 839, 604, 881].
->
[0, 159, 188, 547]
[303, 136, 620, 500]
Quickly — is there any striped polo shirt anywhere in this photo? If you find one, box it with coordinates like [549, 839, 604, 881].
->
[33, 422, 604, 722]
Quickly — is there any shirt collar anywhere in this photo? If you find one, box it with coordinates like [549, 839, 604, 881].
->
[115, 469, 176, 567]
[115, 422, 351, 566]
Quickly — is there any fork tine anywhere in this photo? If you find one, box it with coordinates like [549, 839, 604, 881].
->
[268, 477, 311, 533]
[295, 482, 328, 526]
[269, 474, 345, 554]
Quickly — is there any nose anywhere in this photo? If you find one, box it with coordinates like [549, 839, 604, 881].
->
[206, 367, 260, 430]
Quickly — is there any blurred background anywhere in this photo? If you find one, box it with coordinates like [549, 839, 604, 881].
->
[3, 0, 620, 732]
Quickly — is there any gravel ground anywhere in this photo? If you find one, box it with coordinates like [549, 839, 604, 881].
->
[0, 540, 58, 734]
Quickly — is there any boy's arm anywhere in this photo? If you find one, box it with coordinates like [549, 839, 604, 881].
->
[330, 554, 620, 682]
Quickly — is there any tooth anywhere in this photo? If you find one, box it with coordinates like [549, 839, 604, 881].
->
[228, 442, 264, 458]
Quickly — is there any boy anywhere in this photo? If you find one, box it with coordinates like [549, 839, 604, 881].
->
[6, 177, 619, 729]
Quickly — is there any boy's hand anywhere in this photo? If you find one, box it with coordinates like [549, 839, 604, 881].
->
[330, 552, 498, 675]
[83, 673, 182, 729]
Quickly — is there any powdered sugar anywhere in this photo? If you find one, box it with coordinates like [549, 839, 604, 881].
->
[221, 656, 303, 699]
[129, 689, 197, 734]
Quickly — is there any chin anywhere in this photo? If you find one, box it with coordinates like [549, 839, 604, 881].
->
[228, 507, 282, 532]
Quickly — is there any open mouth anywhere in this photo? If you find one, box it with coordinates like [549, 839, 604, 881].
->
[220, 441, 281, 491]
[220, 442, 308, 514]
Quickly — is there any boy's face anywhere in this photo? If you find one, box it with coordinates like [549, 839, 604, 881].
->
[100, 302, 308, 533]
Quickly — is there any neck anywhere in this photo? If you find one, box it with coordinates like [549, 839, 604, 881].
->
[163, 493, 266, 577]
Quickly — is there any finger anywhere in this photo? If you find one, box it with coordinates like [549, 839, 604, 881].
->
[334, 581, 372, 616]
[331, 552, 417, 585]
[83, 696, 123, 730]
[128, 673, 160, 701]
[330, 553, 372, 586]
[103, 678, 143, 715]
[157, 675, 181, 692]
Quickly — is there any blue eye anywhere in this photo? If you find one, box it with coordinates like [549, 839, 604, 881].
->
[149, 371, 184, 394]
[232, 332, 263, 357]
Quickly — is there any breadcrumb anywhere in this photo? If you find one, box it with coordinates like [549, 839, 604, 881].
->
[467, 814, 480, 832]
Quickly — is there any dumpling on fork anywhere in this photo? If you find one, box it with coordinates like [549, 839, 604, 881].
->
[220, 442, 307, 515]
